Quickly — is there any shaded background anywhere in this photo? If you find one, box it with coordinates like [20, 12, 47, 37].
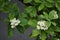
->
[0, 0, 35, 40]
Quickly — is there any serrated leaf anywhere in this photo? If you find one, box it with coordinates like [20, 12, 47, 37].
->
[38, 4, 45, 11]
[28, 19, 37, 27]
[24, 0, 32, 3]
[30, 29, 40, 38]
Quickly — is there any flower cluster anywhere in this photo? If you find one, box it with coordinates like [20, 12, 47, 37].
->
[37, 21, 48, 30]
[10, 18, 20, 28]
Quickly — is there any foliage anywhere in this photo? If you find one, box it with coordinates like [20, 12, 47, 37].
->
[2, 0, 60, 40]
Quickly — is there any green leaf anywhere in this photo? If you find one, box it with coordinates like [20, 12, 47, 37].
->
[8, 28, 14, 38]
[8, 29, 14, 38]
[46, 28, 55, 36]
[19, 13, 27, 18]
[25, 6, 33, 13]
[54, 27, 60, 32]
[39, 15, 45, 19]
[20, 18, 28, 26]
[0, 0, 9, 11]
[25, 6, 37, 17]
[46, 21, 51, 27]
[24, 25, 30, 29]
[4, 4, 20, 18]
[29, 8, 37, 17]
[56, 2, 60, 11]
[28, 19, 37, 27]
[49, 10, 57, 20]
[46, 0, 54, 3]
[43, 12, 49, 21]
[43, 12, 48, 18]
[30, 29, 40, 38]
[38, 4, 45, 11]
[9, 13, 15, 19]
[41, 32, 47, 40]
[4, 4, 19, 13]
[51, 22, 56, 26]
[24, 0, 32, 3]
[16, 25, 24, 34]
[34, 0, 42, 3]
[45, 2, 54, 7]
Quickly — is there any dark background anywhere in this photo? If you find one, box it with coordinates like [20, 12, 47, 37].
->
[0, 0, 35, 40]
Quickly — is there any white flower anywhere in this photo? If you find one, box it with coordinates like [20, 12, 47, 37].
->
[37, 21, 48, 30]
[53, 11, 58, 19]
[57, 39, 60, 40]
[11, 26, 15, 28]
[10, 18, 20, 28]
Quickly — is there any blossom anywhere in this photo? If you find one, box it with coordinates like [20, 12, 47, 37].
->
[10, 18, 20, 28]
[57, 39, 60, 40]
[53, 11, 58, 19]
[37, 21, 48, 30]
